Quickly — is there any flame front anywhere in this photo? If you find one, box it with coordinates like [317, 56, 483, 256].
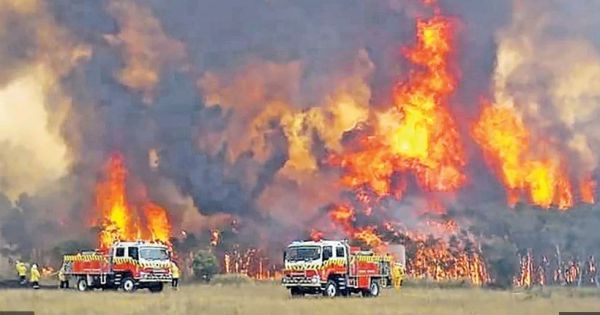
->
[472, 104, 593, 209]
[95, 153, 172, 249]
[409, 239, 488, 285]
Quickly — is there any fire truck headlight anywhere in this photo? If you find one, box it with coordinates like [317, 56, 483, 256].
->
[311, 275, 320, 284]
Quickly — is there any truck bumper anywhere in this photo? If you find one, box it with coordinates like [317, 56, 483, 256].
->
[138, 273, 172, 282]
[282, 277, 322, 287]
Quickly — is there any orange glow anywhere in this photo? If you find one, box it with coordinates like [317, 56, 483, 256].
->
[472, 104, 594, 210]
[94, 153, 172, 249]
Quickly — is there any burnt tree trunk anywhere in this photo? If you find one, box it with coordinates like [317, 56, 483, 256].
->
[555, 244, 563, 285]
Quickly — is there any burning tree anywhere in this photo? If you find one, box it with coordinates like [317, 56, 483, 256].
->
[472, 104, 595, 210]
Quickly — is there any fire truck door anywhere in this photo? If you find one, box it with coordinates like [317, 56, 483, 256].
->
[339, 246, 349, 274]
[113, 247, 126, 271]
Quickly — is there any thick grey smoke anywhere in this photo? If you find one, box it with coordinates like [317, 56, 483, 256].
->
[0, 0, 510, 257]
[8, 0, 600, 284]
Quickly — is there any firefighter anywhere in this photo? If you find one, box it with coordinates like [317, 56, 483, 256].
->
[30, 264, 41, 289]
[15, 260, 28, 285]
[391, 262, 404, 289]
[58, 264, 69, 289]
[170, 260, 180, 289]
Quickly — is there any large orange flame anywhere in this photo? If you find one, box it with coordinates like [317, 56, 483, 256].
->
[330, 13, 465, 199]
[95, 153, 172, 249]
[143, 202, 172, 245]
[472, 104, 594, 209]
[96, 154, 137, 248]
[388, 14, 465, 192]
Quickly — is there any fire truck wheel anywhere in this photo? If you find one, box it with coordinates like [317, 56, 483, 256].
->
[121, 278, 137, 292]
[367, 281, 380, 297]
[290, 287, 304, 297]
[148, 283, 164, 293]
[324, 280, 339, 298]
[76, 278, 88, 292]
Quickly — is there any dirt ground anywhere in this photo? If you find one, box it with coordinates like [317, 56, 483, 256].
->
[1, 281, 600, 315]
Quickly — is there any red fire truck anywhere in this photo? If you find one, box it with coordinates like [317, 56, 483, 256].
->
[281, 240, 399, 297]
[63, 241, 172, 292]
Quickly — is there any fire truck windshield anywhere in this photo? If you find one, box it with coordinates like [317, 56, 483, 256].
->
[139, 247, 169, 261]
[285, 246, 321, 262]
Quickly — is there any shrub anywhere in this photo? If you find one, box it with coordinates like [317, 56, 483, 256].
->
[192, 250, 219, 282]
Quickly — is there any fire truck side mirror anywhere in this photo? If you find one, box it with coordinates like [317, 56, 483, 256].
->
[283, 251, 286, 263]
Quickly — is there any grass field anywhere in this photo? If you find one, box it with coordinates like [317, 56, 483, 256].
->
[2, 281, 600, 315]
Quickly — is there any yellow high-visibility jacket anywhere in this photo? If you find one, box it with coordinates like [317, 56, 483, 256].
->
[30, 267, 41, 282]
[16, 263, 27, 277]
[391, 264, 404, 289]
[171, 262, 180, 279]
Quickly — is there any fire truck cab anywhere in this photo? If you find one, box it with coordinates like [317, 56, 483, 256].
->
[63, 241, 172, 293]
[281, 239, 395, 297]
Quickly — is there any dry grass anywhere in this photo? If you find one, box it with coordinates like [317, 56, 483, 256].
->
[2, 281, 600, 315]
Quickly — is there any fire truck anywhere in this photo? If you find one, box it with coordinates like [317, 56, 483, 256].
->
[281, 239, 401, 297]
[63, 241, 172, 292]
